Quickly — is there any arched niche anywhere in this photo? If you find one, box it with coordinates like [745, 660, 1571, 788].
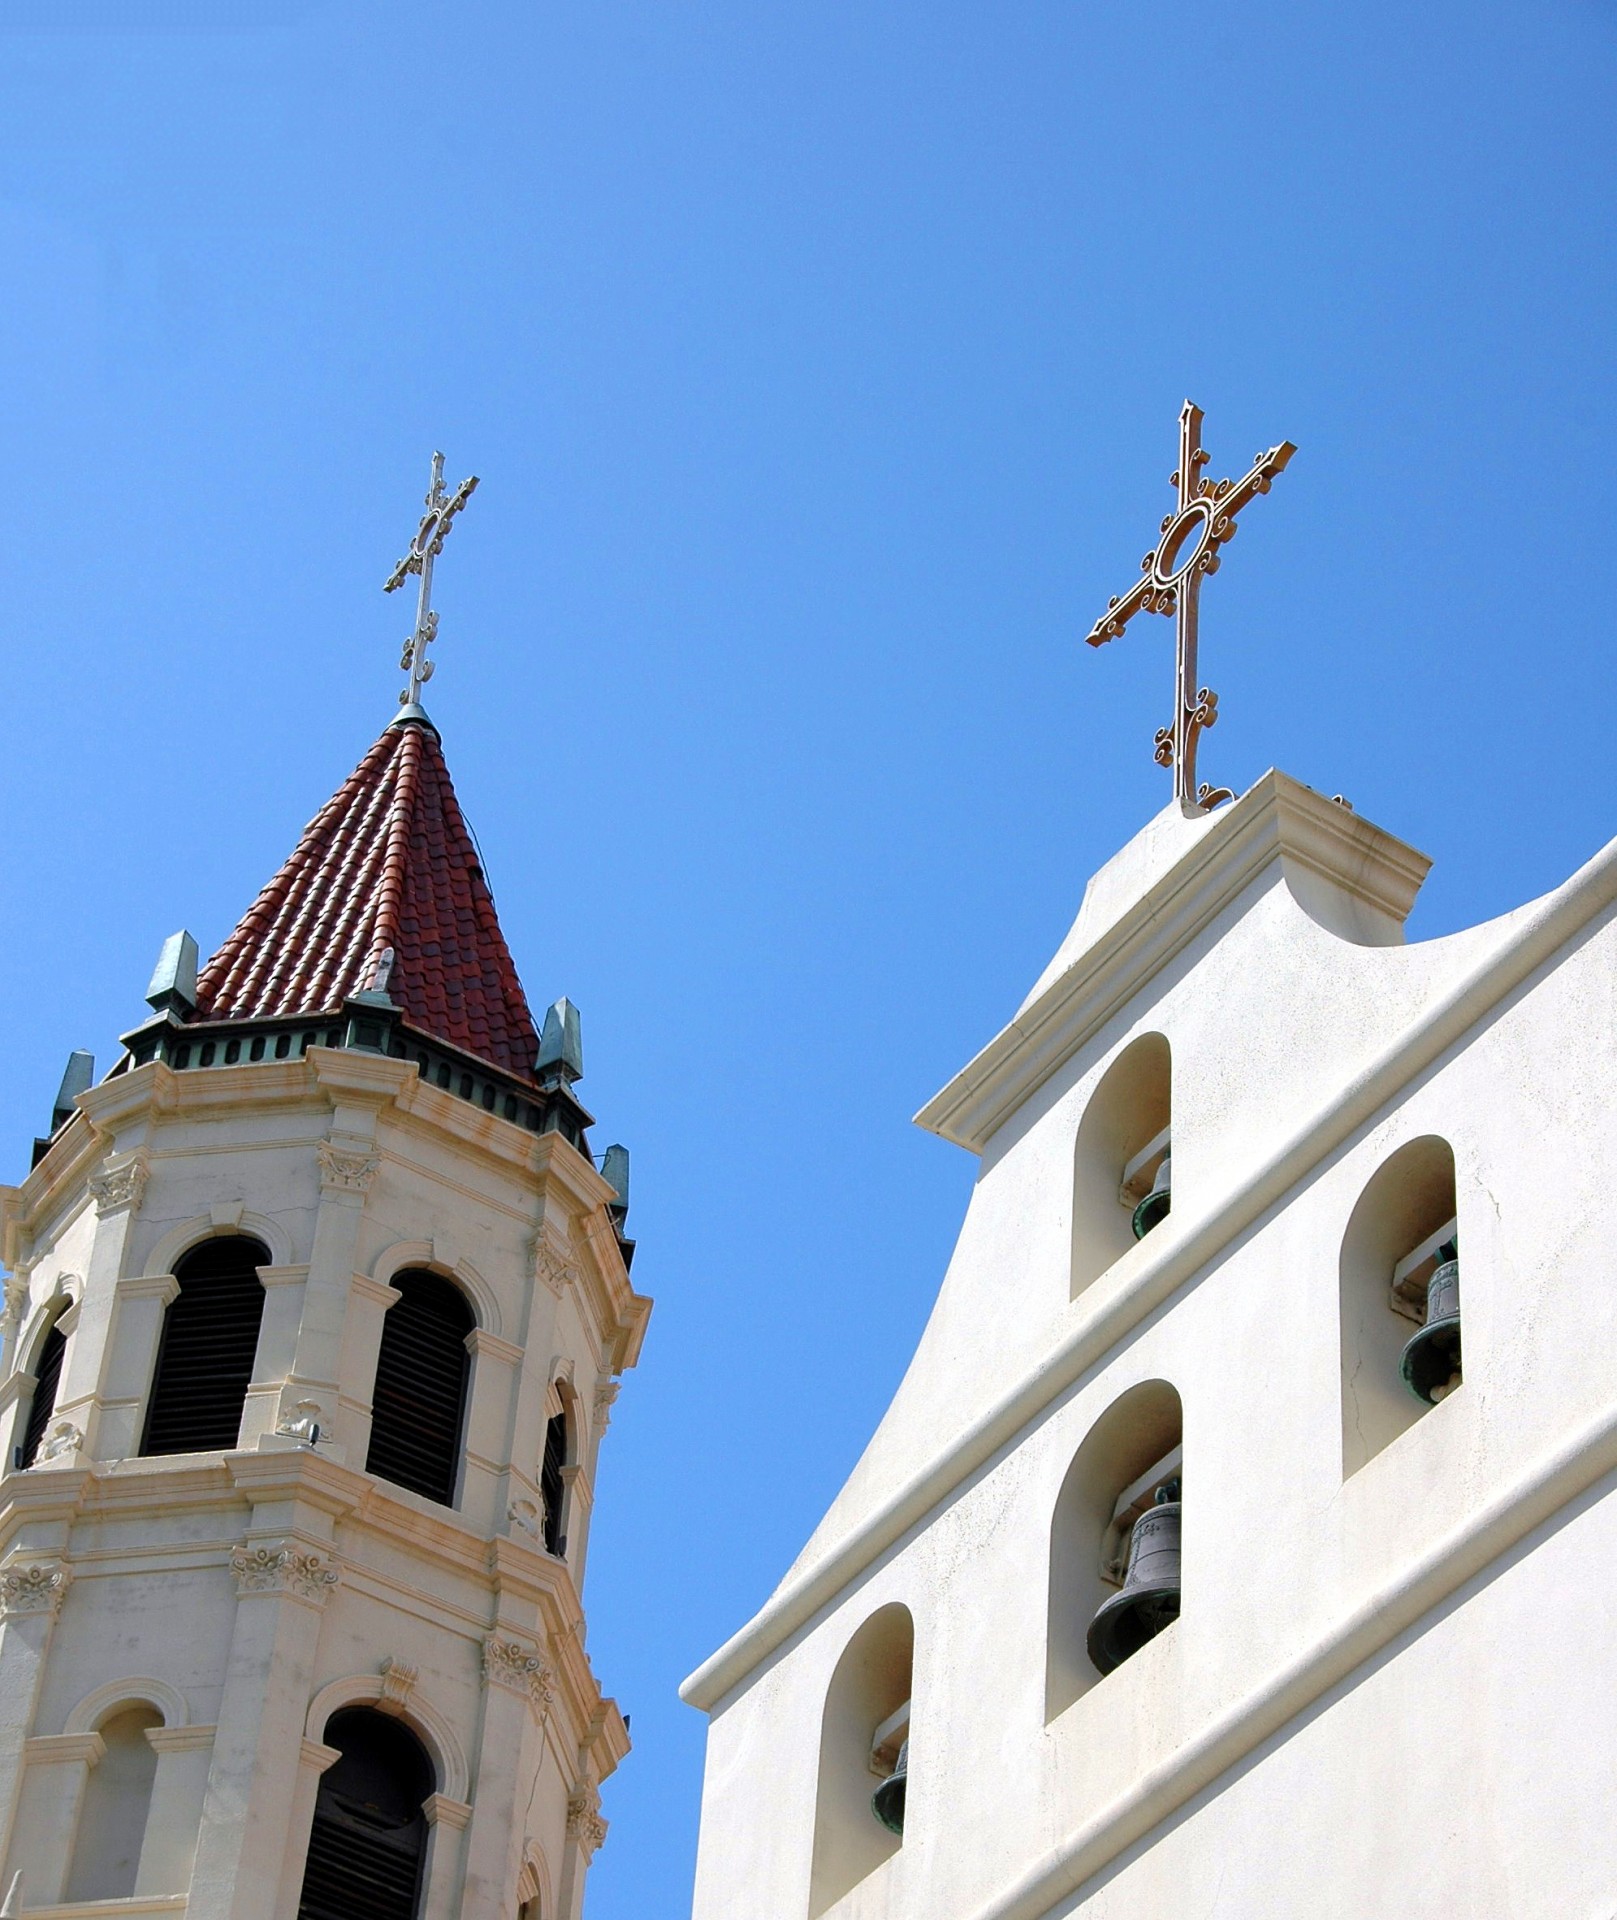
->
[1046, 1379, 1182, 1720]
[1340, 1135, 1459, 1476]
[1072, 1033, 1172, 1298]
[63, 1702, 164, 1903]
[809, 1602, 914, 1917]
[143, 1210, 293, 1278]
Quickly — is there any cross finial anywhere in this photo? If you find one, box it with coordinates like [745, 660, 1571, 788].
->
[1085, 403, 1294, 813]
[384, 451, 479, 710]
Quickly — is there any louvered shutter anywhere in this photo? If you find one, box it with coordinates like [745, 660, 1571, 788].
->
[365, 1271, 474, 1506]
[296, 1709, 430, 1920]
[140, 1236, 269, 1456]
[541, 1409, 568, 1555]
[19, 1321, 67, 1467]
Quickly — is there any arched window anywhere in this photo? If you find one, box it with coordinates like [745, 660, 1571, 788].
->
[366, 1271, 474, 1507]
[541, 1401, 569, 1556]
[297, 1707, 433, 1920]
[1339, 1135, 1460, 1476]
[1071, 1033, 1172, 1298]
[18, 1314, 68, 1468]
[141, 1235, 269, 1456]
[63, 1704, 162, 1902]
[809, 1603, 914, 1917]
[1046, 1380, 1183, 1719]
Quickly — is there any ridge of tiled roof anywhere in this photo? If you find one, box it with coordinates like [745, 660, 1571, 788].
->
[194, 715, 541, 1082]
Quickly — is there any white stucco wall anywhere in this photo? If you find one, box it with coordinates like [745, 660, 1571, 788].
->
[684, 772, 1617, 1920]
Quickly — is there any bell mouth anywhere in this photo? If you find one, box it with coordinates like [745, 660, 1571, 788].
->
[1132, 1188, 1170, 1239]
[1400, 1315, 1462, 1405]
[1086, 1578, 1181, 1676]
[870, 1766, 907, 1836]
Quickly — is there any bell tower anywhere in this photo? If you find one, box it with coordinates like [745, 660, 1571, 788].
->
[0, 680, 649, 1919]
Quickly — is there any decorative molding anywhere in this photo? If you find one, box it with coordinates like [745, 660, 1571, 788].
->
[531, 1234, 578, 1298]
[592, 1375, 621, 1429]
[146, 1724, 216, 1754]
[38, 1419, 83, 1463]
[115, 1274, 181, 1306]
[230, 1540, 339, 1605]
[423, 1792, 473, 1831]
[1, 1275, 30, 1333]
[378, 1657, 417, 1711]
[482, 1634, 555, 1717]
[255, 1264, 310, 1289]
[273, 1398, 329, 1444]
[467, 1328, 524, 1367]
[507, 1498, 541, 1542]
[24, 1731, 104, 1767]
[566, 1783, 608, 1859]
[90, 1155, 148, 1218]
[317, 1140, 379, 1195]
[0, 1560, 68, 1619]
[349, 1271, 403, 1311]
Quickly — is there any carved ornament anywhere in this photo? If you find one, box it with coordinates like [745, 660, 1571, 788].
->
[230, 1541, 339, 1605]
[566, 1783, 608, 1859]
[90, 1157, 148, 1217]
[317, 1141, 379, 1196]
[379, 1656, 418, 1710]
[0, 1560, 68, 1618]
[482, 1634, 555, 1717]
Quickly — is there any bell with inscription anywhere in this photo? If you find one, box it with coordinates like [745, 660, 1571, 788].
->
[1087, 1478, 1181, 1676]
[1131, 1155, 1171, 1240]
[1400, 1240, 1461, 1405]
[871, 1737, 908, 1836]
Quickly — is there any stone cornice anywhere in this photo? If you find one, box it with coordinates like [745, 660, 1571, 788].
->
[917, 771, 1432, 1154]
[467, 1328, 525, 1367]
[147, 1723, 217, 1754]
[25, 1731, 103, 1765]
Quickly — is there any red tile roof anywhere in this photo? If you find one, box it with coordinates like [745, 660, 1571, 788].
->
[193, 716, 542, 1081]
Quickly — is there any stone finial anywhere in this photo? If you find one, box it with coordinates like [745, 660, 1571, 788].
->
[599, 1143, 630, 1229]
[145, 930, 200, 1014]
[49, 1052, 94, 1134]
[536, 997, 584, 1087]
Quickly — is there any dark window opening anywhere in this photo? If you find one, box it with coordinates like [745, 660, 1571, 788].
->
[140, 1235, 269, 1456]
[541, 1407, 568, 1556]
[297, 1707, 432, 1920]
[365, 1271, 473, 1507]
[19, 1319, 68, 1467]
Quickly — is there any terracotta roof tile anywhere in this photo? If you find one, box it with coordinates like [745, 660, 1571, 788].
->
[193, 717, 542, 1082]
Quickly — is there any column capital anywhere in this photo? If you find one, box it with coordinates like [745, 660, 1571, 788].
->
[481, 1633, 555, 1719]
[566, 1782, 608, 1860]
[90, 1153, 149, 1218]
[0, 1559, 69, 1619]
[317, 1139, 379, 1196]
[230, 1538, 339, 1607]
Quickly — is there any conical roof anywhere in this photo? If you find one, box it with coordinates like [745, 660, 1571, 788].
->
[193, 715, 541, 1082]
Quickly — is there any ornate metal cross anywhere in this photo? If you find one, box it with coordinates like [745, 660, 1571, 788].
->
[384, 451, 480, 708]
[1085, 402, 1294, 812]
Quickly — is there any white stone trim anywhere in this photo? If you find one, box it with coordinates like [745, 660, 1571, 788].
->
[303, 1674, 470, 1801]
[229, 1540, 339, 1606]
[143, 1210, 294, 1277]
[368, 1240, 501, 1336]
[0, 1559, 69, 1618]
[65, 1675, 190, 1733]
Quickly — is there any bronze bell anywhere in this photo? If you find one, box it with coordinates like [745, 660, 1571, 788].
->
[1132, 1154, 1171, 1240]
[1400, 1239, 1461, 1405]
[870, 1736, 907, 1836]
[1087, 1477, 1181, 1675]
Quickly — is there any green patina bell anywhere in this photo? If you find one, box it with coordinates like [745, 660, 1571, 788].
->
[871, 1737, 907, 1836]
[1132, 1155, 1171, 1240]
[1087, 1477, 1181, 1676]
[1400, 1240, 1461, 1405]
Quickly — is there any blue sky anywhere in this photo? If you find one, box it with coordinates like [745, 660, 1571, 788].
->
[3, 3, 1616, 1912]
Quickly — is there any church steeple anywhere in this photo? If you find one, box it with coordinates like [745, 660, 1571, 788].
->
[192, 715, 541, 1083]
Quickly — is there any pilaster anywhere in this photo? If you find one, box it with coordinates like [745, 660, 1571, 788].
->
[458, 1630, 556, 1916]
[0, 1558, 69, 1883]
[7, 1729, 103, 1902]
[137, 1724, 217, 1896]
[185, 1536, 340, 1920]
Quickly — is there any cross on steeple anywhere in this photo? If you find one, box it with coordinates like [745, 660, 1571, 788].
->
[384, 451, 480, 709]
[1085, 402, 1294, 812]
